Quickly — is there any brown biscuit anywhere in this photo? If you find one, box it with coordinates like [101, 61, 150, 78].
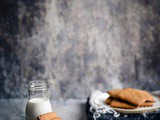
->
[37, 112, 58, 120]
[140, 101, 154, 107]
[110, 99, 137, 109]
[107, 89, 123, 98]
[109, 99, 154, 109]
[54, 117, 62, 120]
[137, 90, 155, 102]
[116, 88, 148, 106]
[105, 97, 113, 105]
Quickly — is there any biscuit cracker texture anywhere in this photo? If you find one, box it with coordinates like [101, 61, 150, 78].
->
[105, 97, 113, 105]
[110, 99, 137, 109]
[109, 99, 153, 109]
[107, 89, 122, 98]
[53, 117, 62, 120]
[138, 90, 155, 102]
[116, 88, 149, 106]
[140, 102, 154, 107]
[37, 112, 62, 120]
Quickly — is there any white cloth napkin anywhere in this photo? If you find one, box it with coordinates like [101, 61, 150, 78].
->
[89, 90, 120, 120]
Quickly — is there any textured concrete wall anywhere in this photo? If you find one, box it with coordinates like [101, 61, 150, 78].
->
[0, 0, 160, 99]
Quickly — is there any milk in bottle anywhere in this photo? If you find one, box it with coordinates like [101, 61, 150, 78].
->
[25, 81, 52, 120]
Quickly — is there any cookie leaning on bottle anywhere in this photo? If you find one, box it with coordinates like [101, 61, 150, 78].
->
[37, 112, 62, 120]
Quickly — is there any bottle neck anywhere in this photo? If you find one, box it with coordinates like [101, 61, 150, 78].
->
[27, 81, 49, 100]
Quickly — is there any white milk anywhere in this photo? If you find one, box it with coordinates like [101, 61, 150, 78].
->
[25, 98, 52, 120]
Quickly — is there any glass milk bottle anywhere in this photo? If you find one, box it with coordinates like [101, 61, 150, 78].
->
[25, 80, 52, 120]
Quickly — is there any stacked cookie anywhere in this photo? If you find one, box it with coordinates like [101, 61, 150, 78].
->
[37, 112, 62, 120]
[105, 88, 155, 109]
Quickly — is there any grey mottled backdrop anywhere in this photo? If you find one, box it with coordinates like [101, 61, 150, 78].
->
[0, 0, 160, 99]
